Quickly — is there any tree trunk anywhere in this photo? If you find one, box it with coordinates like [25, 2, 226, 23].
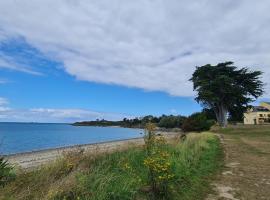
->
[213, 103, 228, 128]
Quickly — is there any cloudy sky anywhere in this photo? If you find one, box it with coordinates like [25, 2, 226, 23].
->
[0, 0, 270, 122]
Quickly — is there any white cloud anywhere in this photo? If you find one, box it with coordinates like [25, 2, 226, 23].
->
[0, 98, 132, 122]
[0, 97, 8, 106]
[0, 0, 270, 96]
[170, 109, 177, 114]
[0, 53, 42, 75]
[0, 107, 132, 123]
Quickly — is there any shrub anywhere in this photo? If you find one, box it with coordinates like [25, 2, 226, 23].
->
[158, 115, 186, 128]
[0, 156, 15, 187]
[182, 112, 215, 132]
[143, 123, 175, 199]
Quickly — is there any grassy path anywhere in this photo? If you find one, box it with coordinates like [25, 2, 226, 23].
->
[208, 126, 270, 200]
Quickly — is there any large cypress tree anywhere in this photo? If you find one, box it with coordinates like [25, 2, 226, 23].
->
[190, 61, 264, 127]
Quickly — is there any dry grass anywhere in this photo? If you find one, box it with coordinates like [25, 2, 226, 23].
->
[209, 125, 270, 200]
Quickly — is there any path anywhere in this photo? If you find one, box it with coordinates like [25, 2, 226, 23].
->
[207, 126, 270, 200]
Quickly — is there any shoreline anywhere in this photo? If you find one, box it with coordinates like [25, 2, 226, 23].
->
[3, 136, 143, 157]
[5, 131, 180, 170]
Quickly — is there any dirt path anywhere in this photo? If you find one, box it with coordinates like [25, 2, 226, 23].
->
[207, 126, 270, 200]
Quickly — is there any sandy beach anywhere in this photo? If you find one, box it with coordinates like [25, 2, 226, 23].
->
[5, 132, 179, 170]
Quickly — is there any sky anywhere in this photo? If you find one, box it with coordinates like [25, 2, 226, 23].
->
[0, 0, 270, 123]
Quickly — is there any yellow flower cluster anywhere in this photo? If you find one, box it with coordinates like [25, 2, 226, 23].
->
[143, 123, 175, 196]
[120, 160, 143, 184]
[158, 174, 174, 180]
[155, 136, 166, 145]
[144, 149, 174, 183]
[123, 162, 131, 170]
[145, 123, 156, 132]
[66, 161, 74, 171]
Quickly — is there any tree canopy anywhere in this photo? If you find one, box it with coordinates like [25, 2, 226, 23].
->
[190, 61, 264, 127]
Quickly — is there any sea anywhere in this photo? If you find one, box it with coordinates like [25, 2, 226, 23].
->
[0, 122, 143, 155]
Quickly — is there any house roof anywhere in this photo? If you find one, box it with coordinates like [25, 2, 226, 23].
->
[252, 106, 270, 112]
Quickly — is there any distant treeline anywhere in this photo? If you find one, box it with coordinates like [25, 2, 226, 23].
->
[73, 115, 186, 129]
[73, 109, 217, 132]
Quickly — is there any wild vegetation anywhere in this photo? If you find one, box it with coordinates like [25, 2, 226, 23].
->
[0, 157, 15, 188]
[181, 112, 215, 132]
[143, 123, 175, 198]
[0, 131, 222, 200]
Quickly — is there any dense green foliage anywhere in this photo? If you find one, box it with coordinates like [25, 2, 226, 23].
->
[0, 133, 222, 200]
[158, 115, 186, 128]
[190, 61, 264, 127]
[0, 157, 15, 187]
[73, 115, 186, 129]
[182, 113, 215, 132]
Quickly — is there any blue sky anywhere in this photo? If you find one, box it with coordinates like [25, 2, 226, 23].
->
[0, 0, 270, 122]
[0, 38, 201, 122]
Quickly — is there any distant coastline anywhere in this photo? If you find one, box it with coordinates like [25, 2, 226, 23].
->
[72, 120, 144, 128]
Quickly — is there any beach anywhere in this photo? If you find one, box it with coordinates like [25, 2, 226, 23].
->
[6, 132, 179, 169]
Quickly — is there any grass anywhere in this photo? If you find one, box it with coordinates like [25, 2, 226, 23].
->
[213, 125, 270, 155]
[0, 132, 223, 200]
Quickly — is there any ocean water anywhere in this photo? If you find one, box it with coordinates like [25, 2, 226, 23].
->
[0, 123, 143, 155]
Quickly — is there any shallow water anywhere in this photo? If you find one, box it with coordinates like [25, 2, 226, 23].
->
[0, 123, 143, 155]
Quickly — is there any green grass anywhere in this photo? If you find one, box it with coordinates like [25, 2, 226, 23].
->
[0, 133, 223, 200]
[214, 125, 270, 136]
[213, 125, 270, 156]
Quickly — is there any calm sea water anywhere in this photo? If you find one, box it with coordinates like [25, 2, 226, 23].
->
[0, 123, 143, 155]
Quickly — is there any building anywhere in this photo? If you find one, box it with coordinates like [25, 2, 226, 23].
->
[244, 102, 270, 125]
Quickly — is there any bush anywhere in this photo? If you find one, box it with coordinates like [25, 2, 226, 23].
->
[158, 115, 186, 128]
[0, 156, 15, 187]
[182, 112, 215, 132]
[143, 123, 174, 199]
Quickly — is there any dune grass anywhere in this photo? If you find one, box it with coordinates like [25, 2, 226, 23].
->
[0, 132, 222, 200]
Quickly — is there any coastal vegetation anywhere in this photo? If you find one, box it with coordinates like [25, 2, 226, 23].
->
[73, 112, 214, 132]
[190, 61, 264, 127]
[0, 131, 222, 200]
[181, 112, 215, 132]
[0, 157, 15, 187]
[73, 115, 186, 129]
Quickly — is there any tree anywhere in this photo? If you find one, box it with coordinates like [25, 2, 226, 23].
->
[202, 108, 216, 120]
[190, 62, 264, 127]
[228, 105, 248, 122]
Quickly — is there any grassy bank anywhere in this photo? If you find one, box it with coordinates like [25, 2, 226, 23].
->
[0, 132, 222, 200]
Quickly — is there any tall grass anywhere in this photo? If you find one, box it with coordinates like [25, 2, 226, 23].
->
[0, 157, 15, 188]
[0, 132, 222, 200]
